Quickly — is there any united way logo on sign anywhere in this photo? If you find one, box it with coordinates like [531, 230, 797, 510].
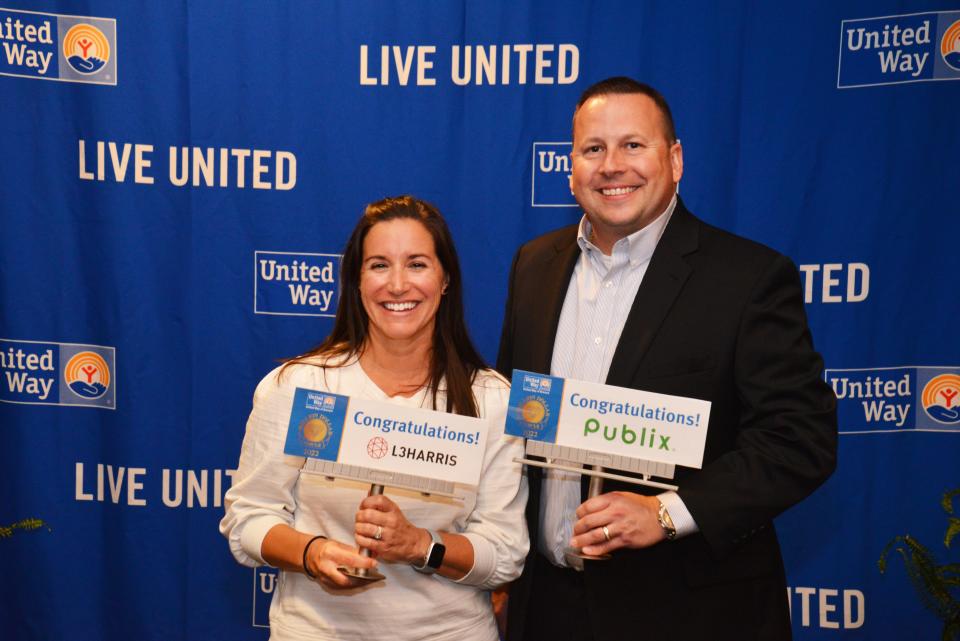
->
[0, 7, 117, 85]
[531, 142, 577, 207]
[284, 389, 348, 460]
[254, 251, 341, 317]
[827, 366, 960, 432]
[0, 338, 116, 409]
[837, 10, 960, 88]
[509, 371, 564, 442]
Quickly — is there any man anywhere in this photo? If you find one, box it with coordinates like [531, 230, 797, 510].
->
[497, 77, 837, 640]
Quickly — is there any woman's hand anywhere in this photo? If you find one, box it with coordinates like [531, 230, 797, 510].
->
[354, 494, 430, 565]
[304, 537, 379, 590]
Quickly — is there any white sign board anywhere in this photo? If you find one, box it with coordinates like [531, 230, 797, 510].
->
[505, 370, 711, 469]
[284, 387, 488, 486]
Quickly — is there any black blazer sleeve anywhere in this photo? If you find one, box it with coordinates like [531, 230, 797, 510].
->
[676, 252, 837, 557]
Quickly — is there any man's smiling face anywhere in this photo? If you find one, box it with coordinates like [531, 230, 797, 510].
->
[570, 92, 683, 254]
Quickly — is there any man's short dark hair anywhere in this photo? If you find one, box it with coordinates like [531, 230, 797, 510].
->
[573, 76, 677, 143]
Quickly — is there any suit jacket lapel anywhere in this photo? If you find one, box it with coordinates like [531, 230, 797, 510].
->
[527, 230, 580, 375]
[606, 201, 700, 387]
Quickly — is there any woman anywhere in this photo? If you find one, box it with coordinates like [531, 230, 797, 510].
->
[220, 196, 528, 641]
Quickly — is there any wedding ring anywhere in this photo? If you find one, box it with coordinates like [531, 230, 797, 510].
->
[374, 525, 383, 541]
[602, 525, 611, 542]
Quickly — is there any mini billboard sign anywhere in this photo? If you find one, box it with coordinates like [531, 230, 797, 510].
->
[283, 387, 489, 486]
[504, 369, 711, 469]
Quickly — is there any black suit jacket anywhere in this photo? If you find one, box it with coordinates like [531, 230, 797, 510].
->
[497, 201, 837, 640]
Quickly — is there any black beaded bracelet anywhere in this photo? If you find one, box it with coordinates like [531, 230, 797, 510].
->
[302, 535, 327, 580]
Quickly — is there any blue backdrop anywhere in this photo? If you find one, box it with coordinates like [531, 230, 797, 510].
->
[2, 1, 959, 639]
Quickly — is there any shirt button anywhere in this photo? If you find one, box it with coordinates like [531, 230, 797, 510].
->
[604, 281, 612, 288]
[594, 337, 602, 345]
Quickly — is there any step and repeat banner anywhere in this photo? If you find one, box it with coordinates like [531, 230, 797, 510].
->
[1, 1, 958, 639]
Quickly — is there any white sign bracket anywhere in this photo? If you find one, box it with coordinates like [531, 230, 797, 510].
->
[513, 457, 679, 492]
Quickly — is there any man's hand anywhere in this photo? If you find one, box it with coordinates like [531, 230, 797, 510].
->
[570, 491, 666, 556]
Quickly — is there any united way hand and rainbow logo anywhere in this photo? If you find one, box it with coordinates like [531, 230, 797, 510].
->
[921, 373, 960, 425]
[0, 338, 116, 409]
[838, 10, 960, 88]
[942, 19, 960, 71]
[63, 351, 111, 399]
[828, 366, 960, 432]
[0, 7, 116, 85]
[62, 23, 110, 75]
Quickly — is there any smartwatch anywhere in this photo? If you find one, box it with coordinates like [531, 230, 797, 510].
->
[412, 530, 446, 574]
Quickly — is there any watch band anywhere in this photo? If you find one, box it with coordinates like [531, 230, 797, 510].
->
[657, 499, 677, 540]
[412, 530, 446, 574]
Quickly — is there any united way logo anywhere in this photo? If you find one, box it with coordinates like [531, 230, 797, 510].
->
[285, 388, 348, 460]
[62, 23, 109, 75]
[921, 374, 960, 424]
[255, 251, 341, 317]
[304, 391, 337, 413]
[522, 373, 552, 394]
[64, 351, 110, 399]
[838, 10, 960, 88]
[506, 370, 563, 442]
[531, 142, 577, 207]
[0, 338, 116, 409]
[942, 19, 960, 70]
[827, 366, 960, 433]
[0, 8, 116, 85]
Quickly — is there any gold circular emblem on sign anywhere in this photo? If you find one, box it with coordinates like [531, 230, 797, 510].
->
[521, 398, 547, 424]
[302, 417, 330, 443]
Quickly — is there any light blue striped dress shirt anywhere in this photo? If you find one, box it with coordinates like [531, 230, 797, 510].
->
[540, 194, 698, 568]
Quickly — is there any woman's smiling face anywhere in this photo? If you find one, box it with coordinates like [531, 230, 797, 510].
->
[359, 218, 446, 348]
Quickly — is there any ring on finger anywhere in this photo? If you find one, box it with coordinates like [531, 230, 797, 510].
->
[374, 525, 383, 541]
[601, 525, 611, 542]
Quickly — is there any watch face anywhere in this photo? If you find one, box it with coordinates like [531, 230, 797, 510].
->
[426, 542, 446, 569]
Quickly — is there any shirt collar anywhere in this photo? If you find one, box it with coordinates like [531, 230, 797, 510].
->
[576, 193, 678, 266]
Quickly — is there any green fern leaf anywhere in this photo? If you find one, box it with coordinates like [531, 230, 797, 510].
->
[946, 518, 960, 549]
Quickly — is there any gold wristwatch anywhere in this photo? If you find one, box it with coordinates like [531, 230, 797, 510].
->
[657, 499, 677, 540]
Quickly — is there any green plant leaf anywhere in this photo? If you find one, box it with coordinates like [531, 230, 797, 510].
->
[946, 518, 960, 549]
